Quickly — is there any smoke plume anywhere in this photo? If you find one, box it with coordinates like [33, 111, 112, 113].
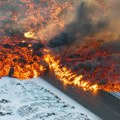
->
[48, 0, 120, 48]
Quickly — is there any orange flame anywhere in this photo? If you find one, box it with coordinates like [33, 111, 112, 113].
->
[44, 54, 98, 91]
[0, 0, 120, 92]
[24, 32, 36, 39]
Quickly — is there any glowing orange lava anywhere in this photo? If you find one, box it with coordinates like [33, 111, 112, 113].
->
[0, 0, 120, 92]
[0, 36, 46, 79]
[44, 54, 98, 91]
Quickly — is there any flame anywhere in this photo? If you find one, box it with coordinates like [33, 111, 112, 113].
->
[0, 36, 46, 80]
[0, 0, 120, 92]
[44, 54, 98, 91]
[24, 32, 36, 39]
[0, 36, 119, 92]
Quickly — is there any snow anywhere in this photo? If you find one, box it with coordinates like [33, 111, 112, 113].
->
[110, 92, 120, 100]
[0, 77, 101, 120]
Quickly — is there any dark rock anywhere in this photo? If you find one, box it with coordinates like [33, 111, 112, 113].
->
[32, 43, 45, 50]
[3, 44, 13, 49]
[100, 41, 120, 53]
[99, 78, 107, 85]
[8, 67, 14, 77]
[0, 99, 10, 103]
[6, 112, 12, 115]
[33, 57, 37, 61]
[47, 113, 56, 116]
[29, 62, 33, 64]
[16, 83, 21, 85]
[18, 42, 28, 47]
[13, 58, 17, 62]
[34, 51, 43, 57]
[0, 112, 5, 116]
[39, 60, 49, 68]
[96, 56, 103, 61]
[18, 58, 27, 64]
[63, 105, 68, 107]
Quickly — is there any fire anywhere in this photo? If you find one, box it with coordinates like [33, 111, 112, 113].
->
[0, 35, 119, 92]
[44, 54, 98, 91]
[44, 53, 120, 92]
[0, 36, 46, 79]
[0, 0, 120, 92]
[24, 32, 36, 39]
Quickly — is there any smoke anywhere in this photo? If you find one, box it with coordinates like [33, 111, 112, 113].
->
[48, 0, 120, 48]
[1, 0, 120, 41]
[1, 0, 120, 51]
[0, 0, 120, 54]
[0, 0, 80, 41]
[0, 0, 120, 90]
[48, 1, 120, 87]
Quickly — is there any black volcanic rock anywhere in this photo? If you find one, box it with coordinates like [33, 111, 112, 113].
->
[32, 43, 45, 50]
[3, 44, 13, 49]
[18, 42, 28, 47]
[39, 60, 49, 68]
[33, 51, 43, 57]
[68, 54, 82, 58]
[0, 99, 10, 104]
[8, 67, 14, 77]
[18, 58, 27, 64]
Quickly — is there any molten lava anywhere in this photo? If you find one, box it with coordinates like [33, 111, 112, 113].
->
[0, 36, 119, 92]
[0, 0, 120, 92]
[0, 36, 46, 79]
[44, 54, 98, 91]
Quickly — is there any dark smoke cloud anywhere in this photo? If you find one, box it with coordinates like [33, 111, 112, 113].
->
[67, 2, 108, 36]
[48, 0, 120, 48]
[48, 1, 105, 47]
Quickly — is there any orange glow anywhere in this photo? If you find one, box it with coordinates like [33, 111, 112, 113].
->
[44, 54, 98, 91]
[0, 0, 120, 92]
[0, 36, 119, 91]
[24, 32, 36, 39]
[0, 37, 46, 80]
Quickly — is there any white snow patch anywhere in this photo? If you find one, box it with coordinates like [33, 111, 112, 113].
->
[0, 77, 101, 120]
[110, 92, 120, 100]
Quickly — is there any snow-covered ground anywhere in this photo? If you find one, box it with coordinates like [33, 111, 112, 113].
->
[110, 92, 120, 100]
[0, 77, 101, 120]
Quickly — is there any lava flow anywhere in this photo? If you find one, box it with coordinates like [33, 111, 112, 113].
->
[0, 36, 120, 92]
[0, 0, 120, 92]
[0, 36, 46, 79]
[44, 53, 98, 91]
[43, 49, 120, 92]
